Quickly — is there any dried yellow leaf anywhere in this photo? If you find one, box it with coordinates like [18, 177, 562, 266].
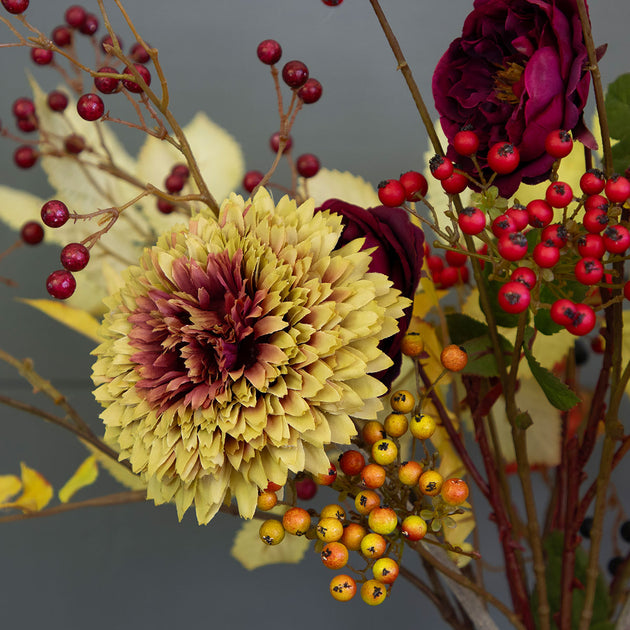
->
[58, 456, 99, 503]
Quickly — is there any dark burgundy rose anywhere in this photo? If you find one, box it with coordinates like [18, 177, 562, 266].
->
[317, 199, 425, 387]
[432, 0, 597, 198]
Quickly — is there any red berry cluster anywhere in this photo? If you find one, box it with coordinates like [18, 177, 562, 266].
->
[156, 163, 191, 214]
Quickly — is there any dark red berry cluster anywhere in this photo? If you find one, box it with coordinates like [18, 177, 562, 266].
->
[156, 163, 191, 214]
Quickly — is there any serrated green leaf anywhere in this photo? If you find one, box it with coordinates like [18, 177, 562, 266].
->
[612, 142, 630, 176]
[515, 411, 533, 430]
[606, 73, 630, 173]
[522, 330, 580, 411]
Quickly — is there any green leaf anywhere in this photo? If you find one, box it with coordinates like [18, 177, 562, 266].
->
[522, 330, 580, 411]
[606, 73, 630, 173]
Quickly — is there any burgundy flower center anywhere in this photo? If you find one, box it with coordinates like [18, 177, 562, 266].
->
[493, 61, 525, 104]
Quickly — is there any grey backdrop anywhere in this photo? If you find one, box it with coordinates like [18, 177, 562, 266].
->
[1, 1, 629, 628]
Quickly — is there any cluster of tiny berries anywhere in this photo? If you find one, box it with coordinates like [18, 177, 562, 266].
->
[256, 340, 471, 605]
[376, 128, 630, 338]
[242, 40, 323, 193]
[580, 516, 630, 578]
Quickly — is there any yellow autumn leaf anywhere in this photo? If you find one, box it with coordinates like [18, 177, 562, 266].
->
[231, 509, 310, 570]
[299, 168, 380, 208]
[19, 299, 101, 342]
[0, 463, 53, 513]
[58, 456, 99, 503]
[0, 475, 22, 504]
[413, 276, 449, 320]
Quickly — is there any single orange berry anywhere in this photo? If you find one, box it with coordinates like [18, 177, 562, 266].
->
[401, 515, 428, 541]
[398, 460, 423, 486]
[360, 579, 388, 605]
[341, 522, 367, 551]
[338, 449, 366, 476]
[419, 470, 444, 496]
[355, 489, 381, 515]
[390, 389, 415, 413]
[371, 438, 398, 466]
[372, 557, 400, 584]
[316, 463, 337, 485]
[361, 463, 386, 489]
[320, 504, 346, 522]
[329, 574, 357, 602]
[440, 344, 468, 372]
[256, 489, 278, 511]
[441, 477, 470, 505]
[384, 412, 408, 438]
[259, 519, 285, 545]
[401, 332, 424, 357]
[368, 506, 398, 535]
[282, 506, 312, 536]
[317, 517, 344, 542]
[360, 532, 387, 559]
[362, 420, 386, 446]
[321, 541, 349, 569]
[409, 413, 437, 440]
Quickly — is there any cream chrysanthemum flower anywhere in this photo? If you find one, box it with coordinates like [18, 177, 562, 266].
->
[92, 189, 410, 524]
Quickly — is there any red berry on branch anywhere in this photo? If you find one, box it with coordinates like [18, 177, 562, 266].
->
[77, 93, 104, 121]
[65, 5, 86, 28]
[31, 47, 54, 65]
[338, 450, 365, 476]
[582, 209, 609, 234]
[64, 134, 86, 154]
[445, 248, 468, 268]
[584, 194, 609, 213]
[94, 66, 120, 94]
[16, 117, 37, 132]
[426, 255, 444, 274]
[510, 266, 536, 289]
[453, 129, 479, 156]
[79, 13, 98, 35]
[566, 304, 596, 337]
[576, 233, 605, 259]
[282, 60, 309, 89]
[296, 153, 320, 178]
[580, 169, 606, 196]
[605, 173, 630, 204]
[47, 90, 69, 112]
[526, 199, 553, 228]
[122, 64, 151, 93]
[164, 173, 185, 193]
[46, 269, 76, 299]
[242, 170, 264, 193]
[297, 78, 322, 104]
[399, 170, 428, 201]
[541, 223, 568, 248]
[60, 242, 90, 271]
[498, 281, 530, 314]
[12, 97, 35, 119]
[544, 129, 573, 159]
[550, 299, 576, 327]
[322, 0, 343, 5]
[487, 142, 520, 175]
[20, 221, 44, 245]
[545, 181, 573, 208]
[1, 0, 29, 14]
[497, 232, 528, 261]
[377, 179, 406, 207]
[13, 145, 38, 169]
[491, 213, 517, 238]
[429, 155, 453, 180]
[52, 25, 72, 46]
[41, 199, 69, 228]
[457, 206, 486, 235]
[257, 39, 282, 65]
[441, 170, 468, 194]
[295, 476, 317, 500]
[269, 131, 292, 154]
[574, 257, 604, 285]
[129, 42, 150, 64]
[156, 198, 175, 214]
[100, 33, 122, 53]
[532, 240, 560, 268]
[602, 225, 630, 254]
[506, 203, 529, 231]
[171, 164, 189, 179]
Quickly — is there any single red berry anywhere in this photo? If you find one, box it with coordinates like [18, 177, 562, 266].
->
[591, 335, 605, 354]
[41, 199, 69, 228]
[585, 194, 609, 213]
[52, 25, 73, 46]
[582, 209, 609, 234]
[77, 93, 104, 121]
[129, 42, 150, 63]
[165, 173, 185, 193]
[242, 170, 264, 193]
[322, 0, 343, 5]
[438, 265, 465, 288]
[20, 221, 44, 245]
[79, 13, 98, 35]
[545, 181, 573, 208]
[338, 450, 365, 476]
[580, 169, 606, 196]
[2, 0, 29, 14]
[157, 198, 175, 214]
[498, 281, 530, 314]
[12, 97, 35, 119]
[17, 117, 37, 133]
[426, 255, 443, 274]
[47, 90, 69, 112]
[541, 223, 568, 248]
[550, 299, 576, 327]
[487, 142, 520, 174]
[577, 233, 605, 259]
[297, 78, 322, 104]
[46, 270, 76, 299]
[445, 248, 468, 268]
[13, 145, 38, 169]
[544, 130, 573, 159]
[100, 33, 122, 53]
[511, 266, 537, 289]
[491, 213, 517, 238]
[526, 199, 553, 228]
[269, 131, 293, 154]
[295, 476, 317, 501]
[574, 257, 604, 285]
[605, 173, 630, 204]
[453, 129, 479, 156]
[31, 47, 53, 65]
[94, 66, 120, 94]
[602, 225, 630, 254]
[65, 5, 86, 28]
[281, 60, 309, 89]
[497, 232, 528, 262]
[377, 179, 406, 207]
[399, 171, 428, 201]
[441, 170, 468, 194]
[123, 64, 151, 93]
[506, 203, 529, 231]
[296, 153, 320, 178]
[257, 39, 282, 65]
[566, 304, 596, 336]
[64, 134, 86, 154]
[532, 240, 560, 268]
[60, 242, 90, 271]
[429, 155, 453, 180]
[457, 206, 486, 235]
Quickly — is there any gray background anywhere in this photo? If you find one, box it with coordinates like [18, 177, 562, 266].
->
[1, 1, 629, 628]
